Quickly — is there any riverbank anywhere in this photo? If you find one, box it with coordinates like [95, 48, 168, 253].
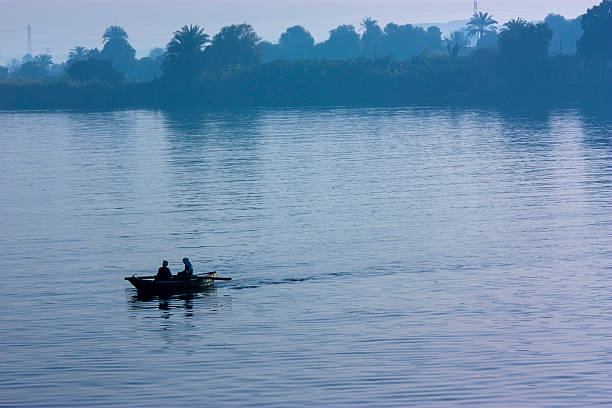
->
[1, 57, 610, 110]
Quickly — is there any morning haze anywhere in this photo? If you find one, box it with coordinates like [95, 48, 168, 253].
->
[1, 0, 612, 406]
[0, 0, 598, 61]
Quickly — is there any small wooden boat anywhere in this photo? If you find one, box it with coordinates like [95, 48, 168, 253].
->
[125, 272, 230, 294]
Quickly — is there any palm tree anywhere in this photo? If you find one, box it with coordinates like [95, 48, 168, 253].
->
[100, 27, 135, 75]
[467, 12, 498, 41]
[445, 30, 469, 61]
[68, 46, 89, 64]
[87, 48, 101, 59]
[360, 17, 383, 58]
[103, 26, 128, 44]
[502, 18, 529, 32]
[360, 17, 381, 34]
[162, 25, 209, 79]
[33, 54, 53, 68]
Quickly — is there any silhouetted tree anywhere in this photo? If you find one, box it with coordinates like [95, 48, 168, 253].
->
[205, 24, 262, 68]
[133, 57, 161, 81]
[259, 41, 281, 62]
[499, 19, 553, 62]
[6, 59, 21, 74]
[33, 54, 53, 69]
[100, 26, 136, 75]
[382, 23, 434, 60]
[278, 25, 315, 60]
[48, 62, 66, 78]
[163, 25, 209, 80]
[0, 66, 8, 80]
[87, 48, 101, 59]
[67, 59, 123, 82]
[498, 18, 553, 84]
[445, 30, 469, 60]
[361, 17, 384, 58]
[544, 14, 582, 55]
[148, 47, 165, 60]
[14, 62, 47, 80]
[317, 25, 361, 59]
[467, 12, 498, 42]
[103, 26, 129, 43]
[476, 31, 498, 49]
[11, 54, 53, 80]
[132, 47, 164, 81]
[426, 26, 443, 52]
[68, 46, 89, 65]
[577, 0, 612, 58]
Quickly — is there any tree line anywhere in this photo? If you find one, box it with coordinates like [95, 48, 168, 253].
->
[0, 0, 611, 108]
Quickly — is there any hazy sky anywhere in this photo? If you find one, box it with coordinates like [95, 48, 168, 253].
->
[0, 0, 599, 62]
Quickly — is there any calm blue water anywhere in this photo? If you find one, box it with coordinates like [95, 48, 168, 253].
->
[1, 107, 611, 407]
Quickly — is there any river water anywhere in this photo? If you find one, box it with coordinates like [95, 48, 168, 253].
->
[1, 107, 611, 407]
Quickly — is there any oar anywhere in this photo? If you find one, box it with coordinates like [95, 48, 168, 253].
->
[196, 274, 232, 281]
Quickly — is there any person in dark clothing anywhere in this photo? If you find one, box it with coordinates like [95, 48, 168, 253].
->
[175, 257, 194, 280]
[156, 260, 172, 281]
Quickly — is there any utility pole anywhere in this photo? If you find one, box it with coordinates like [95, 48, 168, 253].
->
[474, 0, 478, 15]
[27, 25, 32, 55]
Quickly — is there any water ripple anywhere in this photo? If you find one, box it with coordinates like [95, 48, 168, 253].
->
[0, 107, 611, 407]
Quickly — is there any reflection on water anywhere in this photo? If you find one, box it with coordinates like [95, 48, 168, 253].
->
[127, 287, 226, 315]
[1, 107, 611, 407]
[125, 288, 232, 351]
[126, 287, 231, 328]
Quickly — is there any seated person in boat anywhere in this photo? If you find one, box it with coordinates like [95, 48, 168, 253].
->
[175, 257, 194, 280]
[156, 260, 172, 281]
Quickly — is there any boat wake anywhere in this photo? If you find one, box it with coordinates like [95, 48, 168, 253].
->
[229, 270, 354, 290]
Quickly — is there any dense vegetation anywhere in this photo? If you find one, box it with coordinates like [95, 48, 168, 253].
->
[1, 0, 611, 109]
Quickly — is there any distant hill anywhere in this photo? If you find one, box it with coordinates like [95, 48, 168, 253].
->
[416, 19, 469, 36]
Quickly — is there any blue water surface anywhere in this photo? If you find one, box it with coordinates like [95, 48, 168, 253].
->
[0, 107, 611, 407]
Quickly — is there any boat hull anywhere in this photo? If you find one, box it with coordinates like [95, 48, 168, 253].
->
[125, 273, 216, 294]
